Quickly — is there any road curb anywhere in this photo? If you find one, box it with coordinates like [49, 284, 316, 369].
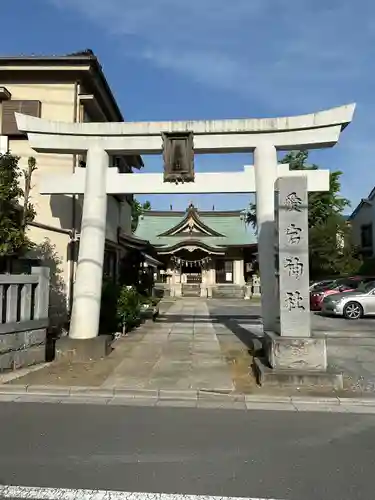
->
[1, 384, 375, 412]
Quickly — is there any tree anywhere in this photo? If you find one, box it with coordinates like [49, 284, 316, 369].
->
[244, 150, 359, 278]
[0, 153, 36, 257]
[131, 198, 151, 232]
[29, 238, 68, 334]
[282, 151, 350, 227]
[22, 157, 37, 232]
[309, 214, 361, 278]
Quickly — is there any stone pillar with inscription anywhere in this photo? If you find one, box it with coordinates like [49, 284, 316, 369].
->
[255, 176, 343, 389]
[278, 176, 310, 337]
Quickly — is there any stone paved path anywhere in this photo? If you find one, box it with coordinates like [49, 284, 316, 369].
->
[102, 299, 234, 391]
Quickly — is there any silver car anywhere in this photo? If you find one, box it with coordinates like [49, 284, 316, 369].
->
[321, 281, 375, 320]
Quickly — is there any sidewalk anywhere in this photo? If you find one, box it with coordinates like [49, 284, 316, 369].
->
[1, 384, 375, 414]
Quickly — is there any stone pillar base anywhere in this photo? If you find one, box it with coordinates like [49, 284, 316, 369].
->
[253, 331, 343, 390]
[265, 331, 327, 371]
[253, 358, 343, 390]
[55, 335, 112, 362]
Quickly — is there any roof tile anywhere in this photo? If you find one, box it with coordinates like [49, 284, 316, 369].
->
[134, 210, 257, 247]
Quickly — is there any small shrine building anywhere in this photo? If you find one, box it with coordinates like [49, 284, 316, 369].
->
[135, 203, 257, 298]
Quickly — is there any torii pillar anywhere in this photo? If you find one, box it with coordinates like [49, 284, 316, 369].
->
[16, 104, 355, 355]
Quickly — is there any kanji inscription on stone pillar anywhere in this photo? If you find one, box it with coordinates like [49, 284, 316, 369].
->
[278, 176, 311, 337]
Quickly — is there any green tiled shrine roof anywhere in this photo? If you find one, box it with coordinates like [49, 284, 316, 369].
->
[134, 208, 257, 249]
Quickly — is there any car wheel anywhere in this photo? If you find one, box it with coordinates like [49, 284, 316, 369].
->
[343, 301, 363, 320]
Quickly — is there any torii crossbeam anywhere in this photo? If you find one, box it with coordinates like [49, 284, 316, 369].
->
[39, 164, 329, 195]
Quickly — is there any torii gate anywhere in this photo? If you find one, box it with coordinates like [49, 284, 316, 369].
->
[16, 104, 355, 353]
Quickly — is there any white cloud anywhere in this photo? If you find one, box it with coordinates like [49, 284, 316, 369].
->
[47, 0, 375, 109]
[46, 0, 375, 208]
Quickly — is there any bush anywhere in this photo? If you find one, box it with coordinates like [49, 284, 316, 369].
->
[117, 285, 142, 332]
[357, 258, 375, 276]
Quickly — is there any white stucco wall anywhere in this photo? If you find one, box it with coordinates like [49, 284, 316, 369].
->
[3, 82, 77, 292]
[351, 202, 375, 256]
[120, 198, 132, 235]
[105, 196, 132, 241]
[0, 135, 8, 153]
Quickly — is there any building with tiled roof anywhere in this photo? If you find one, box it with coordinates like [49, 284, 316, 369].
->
[0, 49, 145, 315]
[135, 203, 257, 298]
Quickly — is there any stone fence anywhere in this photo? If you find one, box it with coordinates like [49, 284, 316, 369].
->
[0, 267, 50, 371]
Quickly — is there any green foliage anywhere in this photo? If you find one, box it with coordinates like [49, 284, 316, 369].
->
[244, 150, 359, 278]
[309, 214, 361, 278]
[100, 278, 156, 335]
[358, 257, 375, 276]
[244, 201, 257, 230]
[131, 198, 151, 232]
[117, 285, 142, 331]
[29, 238, 69, 332]
[0, 153, 36, 256]
[281, 151, 350, 228]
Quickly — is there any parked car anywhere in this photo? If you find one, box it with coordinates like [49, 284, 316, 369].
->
[321, 280, 375, 319]
[310, 276, 375, 311]
[309, 279, 336, 292]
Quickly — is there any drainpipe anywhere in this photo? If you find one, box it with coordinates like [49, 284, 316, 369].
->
[29, 221, 73, 237]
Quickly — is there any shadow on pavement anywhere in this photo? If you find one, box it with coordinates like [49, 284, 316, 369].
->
[156, 314, 262, 323]
[156, 311, 264, 355]
[218, 318, 264, 355]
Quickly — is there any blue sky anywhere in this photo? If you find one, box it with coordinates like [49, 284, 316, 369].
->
[2, 0, 374, 212]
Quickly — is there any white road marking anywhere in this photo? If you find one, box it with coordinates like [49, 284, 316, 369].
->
[0, 485, 284, 500]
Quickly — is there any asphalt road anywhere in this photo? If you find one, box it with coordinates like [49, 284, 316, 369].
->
[1, 402, 375, 500]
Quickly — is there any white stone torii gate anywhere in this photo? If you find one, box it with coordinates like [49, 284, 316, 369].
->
[39, 162, 329, 331]
[16, 104, 355, 352]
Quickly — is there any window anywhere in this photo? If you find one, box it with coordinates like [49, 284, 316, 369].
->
[215, 260, 233, 284]
[82, 108, 91, 123]
[2, 100, 41, 135]
[361, 224, 373, 249]
[103, 249, 117, 281]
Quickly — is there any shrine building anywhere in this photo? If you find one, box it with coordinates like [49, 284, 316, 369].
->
[135, 203, 257, 298]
